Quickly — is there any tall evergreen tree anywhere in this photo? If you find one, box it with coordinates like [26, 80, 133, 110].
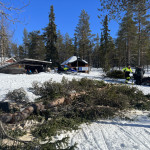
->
[134, 1, 150, 66]
[64, 33, 74, 60]
[103, 15, 110, 53]
[75, 10, 94, 61]
[116, 10, 137, 66]
[18, 45, 24, 59]
[108, 37, 116, 68]
[44, 5, 58, 67]
[101, 15, 115, 72]
[37, 36, 46, 60]
[144, 24, 150, 69]
[28, 31, 46, 60]
[23, 28, 29, 58]
[73, 34, 78, 56]
[99, 32, 105, 68]
[99, 0, 150, 20]
[56, 30, 64, 63]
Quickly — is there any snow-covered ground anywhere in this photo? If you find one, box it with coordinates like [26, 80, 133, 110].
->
[0, 68, 149, 102]
[68, 116, 150, 150]
[52, 110, 150, 150]
[0, 69, 150, 150]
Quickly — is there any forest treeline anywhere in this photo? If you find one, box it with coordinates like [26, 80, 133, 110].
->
[0, 0, 150, 71]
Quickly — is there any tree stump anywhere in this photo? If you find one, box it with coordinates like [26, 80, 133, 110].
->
[0, 102, 10, 113]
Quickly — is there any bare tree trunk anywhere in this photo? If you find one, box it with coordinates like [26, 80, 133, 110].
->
[125, 37, 128, 65]
[138, 17, 141, 66]
[0, 13, 7, 65]
[127, 38, 129, 64]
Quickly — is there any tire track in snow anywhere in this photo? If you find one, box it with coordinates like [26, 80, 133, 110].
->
[99, 122, 129, 150]
[118, 125, 150, 150]
[95, 121, 150, 150]
[144, 128, 150, 135]
[136, 128, 150, 146]
[68, 119, 150, 150]
[87, 124, 109, 150]
[70, 125, 100, 150]
[69, 121, 150, 150]
[73, 129, 89, 150]
[99, 126, 110, 150]
[70, 124, 108, 150]
[81, 125, 101, 150]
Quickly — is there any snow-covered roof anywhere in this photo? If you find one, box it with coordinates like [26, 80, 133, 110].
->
[0, 57, 16, 63]
[0, 58, 52, 70]
[0, 57, 16, 67]
[22, 58, 52, 64]
[61, 56, 88, 65]
[6, 57, 16, 62]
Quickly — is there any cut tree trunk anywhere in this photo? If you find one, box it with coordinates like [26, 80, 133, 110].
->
[0, 92, 81, 124]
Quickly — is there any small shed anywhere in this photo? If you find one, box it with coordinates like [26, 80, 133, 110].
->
[61, 56, 89, 72]
[0, 58, 52, 74]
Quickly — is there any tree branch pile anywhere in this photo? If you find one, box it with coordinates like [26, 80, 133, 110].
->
[0, 95, 73, 124]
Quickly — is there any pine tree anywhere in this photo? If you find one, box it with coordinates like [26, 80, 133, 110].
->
[73, 34, 78, 56]
[99, 0, 150, 20]
[116, 34, 126, 68]
[28, 31, 38, 59]
[116, 10, 137, 66]
[28, 31, 45, 60]
[56, 30, 64, 63]
[75, 10, 94, 61]
[23, 28, 29, 58]
[64, 33, 74, 60]
[44, 5, 58, 67]
[101, 15, 113, 72]
[18, 45, 24, 59]
[36, 36, 46, 60]
[99, 32, 105, 68]
[108, 37, 116, 68]
[103, 15, 110, 52]
[134, 1, 150, 66]
[144, 24, 150, 69]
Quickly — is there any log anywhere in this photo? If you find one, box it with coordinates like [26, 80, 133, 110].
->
[0, 101, 57, 123]
[0, 92, 85, 124]
[45, 97, 65, 108]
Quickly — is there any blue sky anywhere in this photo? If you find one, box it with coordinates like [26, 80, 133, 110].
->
[10, 0, 119, 45]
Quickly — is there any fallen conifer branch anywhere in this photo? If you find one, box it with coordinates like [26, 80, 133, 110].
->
[0, 92, 84, 124]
